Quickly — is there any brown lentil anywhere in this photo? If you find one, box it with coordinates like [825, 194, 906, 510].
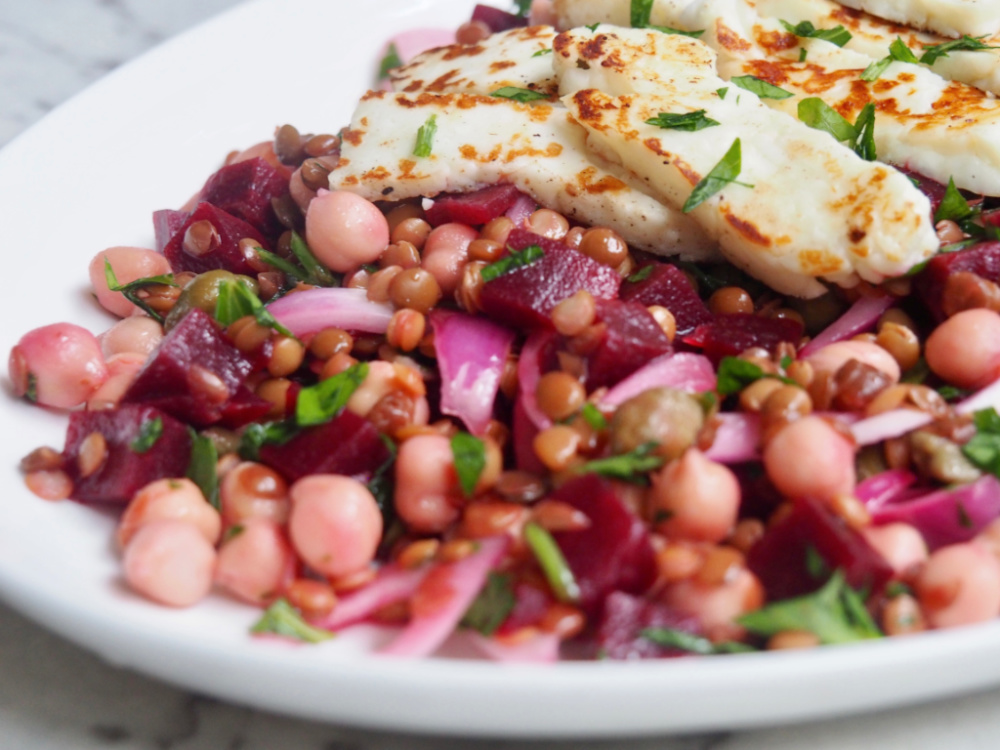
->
[230, 317, 272, 354]
[285, 578, 337, 619]
[563, 226, 586, 250]
[739, 377, 784, 412]
[578, 227, 628, 268]
[529, 500, 591, 532]
[455, 18, 491, 44]
[655, 543, 704, 583]
[881, 593, 926, 636]
[647, 306, 677, 342]
[941, 271, 1000, 317]
[760, 385, 812, 427]
[367, 390, 417, 436]
[398, 539, 442, 569]
[566, 322, 607, 356]
[884, 436, 912, 470]
[533, 426, 581, 472]
[274, 124, 304, 164]
[538, 603, 587, 639]
[391, 217, 432, 250]
[182, 220, 221, 257]
[386, 308, 426, 352]
[831, 360, 892, 412]
[771, 307, 805, 328]
[256, 271, 283, 301]
[135, 283, 182, 315]
[535, 371, 586, 422]
[484, 419, 510, 449]
[829, 493, 871, 530]
[709, 286, 754, 316]
[389, 267, 442, 314]
[459, 501, 527, 539]
[187, 365, 231, 404]
[391, 362, 427, 397]
[256, 378, 293, 419]
[495, 470, 546, 503]
[766, 630, 821, 650]
[526, 209, 570, 240]
[935, 219, 964, 245]
[309, 327, 354, 360]
[77, 432, 108, 479]
[786, 359, 814, 389]
[321, 351, 358, 380]
[456, 261, 486, 314]
[384, 203, 424, 233]
[303, 133, 340, 157]
[270, 194, 302, 231]
[480, 216, 514, 245]
[728, 518, 765, 554]
[300, 158, 333, 192]
[876, 322, 921, 372]
[24, 469, 73, 501]
[267, 336, 305, 377]
[367, 265, 404, 304]
[344, 267, 371, 289]
[380, 241, 421, 270]
[695, 546, 744, 587]
[551, 290, 596, 337]
[437, 539, 479, 563]
[467, 238, 504, 263]
[331, 567, 377, 594]
[20, 446, 63, 474]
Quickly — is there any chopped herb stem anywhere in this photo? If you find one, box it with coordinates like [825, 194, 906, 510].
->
[524, 522, 580, 604]
[413, 114, 438, 158]
[481, 245, 544, 282]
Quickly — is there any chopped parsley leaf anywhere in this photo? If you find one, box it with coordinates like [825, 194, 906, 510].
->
[377, 43, 402, 81]
[920, 35, 998, 66]
[577, 442, 664, 483]
[451, 431, 486, 498]
[295, 362, 369, 427]
[645, 109, 720, 131]
[251, 599, 333, 644]
[130, 417, 163, 454]
[779, 19, 852, 47]
[461, 572, 516, 636]
[730, 75, 794, 99]
[481, 244, 544, 282]
[491, 86, 549, 103]
[413, 114, 438, 158]
[682, 138, 754, 213]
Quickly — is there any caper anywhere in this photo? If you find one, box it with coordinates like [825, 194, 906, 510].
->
[609, 387, 705, 461]
[909, 431, 981, 485]
[163, 269, 259, 330]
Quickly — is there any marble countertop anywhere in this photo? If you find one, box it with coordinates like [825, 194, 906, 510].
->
[3, 1, 1000, 748]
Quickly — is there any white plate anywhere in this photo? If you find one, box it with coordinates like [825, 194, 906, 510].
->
[2, 0, 1000, 738]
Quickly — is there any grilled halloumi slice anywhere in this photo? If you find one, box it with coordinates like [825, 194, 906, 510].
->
[554, 0, 1000, 95]
[835, 0, 1000, 39]
[330, 90, 717, 260]
[390, 25, 559, 97]
[555, 27, 937, 297]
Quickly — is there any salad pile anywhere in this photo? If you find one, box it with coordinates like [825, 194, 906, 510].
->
[11, 1, 1000, 662]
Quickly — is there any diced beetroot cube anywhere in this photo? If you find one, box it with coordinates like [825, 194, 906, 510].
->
[471, 4, 529, 32]
[512, 397, 547, 475]
[63, 405, 191, 505]
[621, 264, 713, 335]
[258, 410, 391, 484]
[152, 209, 189, 253]
[550, 477, 657, 615]
[163, 202, 269, 276]
[200, 157, 290, 239]
[479, 228, 621, 330]
[914, 241, 1000, 321]
[121, 308, 257, 427]
[698, 314, 804, 365]
[496, 582, 551, 636]
[595, 591, 703, 660]
[746, 497, 894, 601]
[424, 184, 523, 227]
[218, 388, 273, 429]
[585, 299, 673, 389]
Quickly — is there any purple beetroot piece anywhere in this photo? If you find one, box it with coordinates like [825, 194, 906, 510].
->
[914, 241, 1000, 321]
[479, 228, 621, 330]
[425, 184, 523, 227]
[471, 4, 529, 31]
[694, 313, 804, 365]
[550, 476, 657, 615]
[746, 497, 894, 601]
[121, 308, 260, 427]
[621, 264, 713, 335]
[258, 409, 392, 484]
[162, 202, 269, 277]
[595, 591, 704, 660]
[63, 405, 191, 505]
[584, 299, 673, 389]
[200, 157, 290, 239]
[152, 209, 189, 253]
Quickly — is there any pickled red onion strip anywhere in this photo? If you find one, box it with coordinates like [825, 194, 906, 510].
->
[798, 294, 895, 358]
[517, 330, 557, 431]
[956, 376, 1000, 414]
[704, 412, 761, 464]
[267, 288, 393, 337]
[505, 193, 537, 227]
[430, 310, 515, 436]
[316, 565, 427, 631]
[379, 536, 508, 658]
[856, 469, 918, 508]
[850, 408, 935, 446]
[468, 631, 560, 663]
[601, 353, 716, 407]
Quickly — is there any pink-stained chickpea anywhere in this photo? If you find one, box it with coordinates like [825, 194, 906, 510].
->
[859, 523, 928, 576]
[87, 353, 145, 411]
[122, 520, 217, 608]
[805, 340, 901, 384]
[649, 449, 740, 543]
[219, 461, 290, 527]
[394, 433, 461, 533]
[346, 360, 395, 417]
[88, 247, 173, 318]
[421, 222, 479, 296]
[662, 567, 764, 639]
[916, 542, 1000, 629]
[305, 189, 390, 273]
[10, 323, 108, 408]
[100, 316, 164, 358]
[763, 416, 856, 500]
[214, 518, 294, 604]
[529, 0, 557, 25]
[288, 474, 383, 578]
[117, 477, 221, 548]
[925, 309, 1000, 389]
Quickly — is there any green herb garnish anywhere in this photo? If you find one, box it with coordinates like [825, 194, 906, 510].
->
[717, 87, 728, 100]
[214, 279, 296, 338]
[962, 407, 1000, 478]
[799, 47, 808, 62]
[935, 177, 977, 223]
[645, 109, 720, 132]
[103, 258, 177, 323]
[730, 75, 794, 99]
[920, 35, 998, 66]
[513, 0, 532, 17]
[186, 430, 220, 511]
[797, 97, 858, 142]
[577, 442, 664, 483]
[524, 522, 580, 604]
[251, 599, 333, 644]
[737, 570, 882, 644]
[413, 114, 438, 158]
[585, 22, 600, 32]
[238, 420, 301, 461]
[451, 431, 486, 498]
[532, 48, 553, 57]
[627, 265, 655, 283]
[715, 356, 795, 396]
[682, 138, 754, 213]
[378, 43, 402, 81]
[25, 373, 37, 403]
[461, 571, 516, 636]
[853, 102, 877, 161]
[481, 244, 544, 282]
[491, 86, 549, 103]
[581, 403, 608, 431]
[630, 0, 654, 27]
[289, 231, 337, 286]
[860, 37, 919, 81]
[649, 26, 705, 38]
[642, 628, 755, 654]
[130, 417, 163, 454]
[295, 362, 369, 427]
[779, 19, 852, 47]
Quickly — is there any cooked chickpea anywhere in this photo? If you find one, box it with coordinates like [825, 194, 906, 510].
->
[925, 309, 1000, 389]
[117, 477, 221, 548]
[649, 449, 740, 543]
[215, 518, 293, 604]
[916, 542, 1000, 629]
[763, 416, 856, 500]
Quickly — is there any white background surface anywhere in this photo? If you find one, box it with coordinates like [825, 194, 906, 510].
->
[2, 0, 1000, 747]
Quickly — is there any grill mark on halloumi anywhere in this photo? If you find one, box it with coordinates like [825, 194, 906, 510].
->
[835, 0, 1000, 39]
[555, 27, 937, 297]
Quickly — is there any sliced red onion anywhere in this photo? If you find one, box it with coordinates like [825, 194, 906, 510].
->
[601, 353, 715, 408]
[703, 412, 761, 464]
[468, 631, 561, 663]
[383, 28, 456, 66]
[856, 469, 918, 507]
[517, 330, 557, 431]
[429, 310, 515, 436]
[267, 288, 393, 338]
[798, 294, 895, 358]
[505, 193, 537, 227]
[379, 536, 509, 658]
[850, 408, 935, 446]
[870, 475, 1000, 550]
[957, 376, 1000, 414]
[314, 565, 427, 632]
